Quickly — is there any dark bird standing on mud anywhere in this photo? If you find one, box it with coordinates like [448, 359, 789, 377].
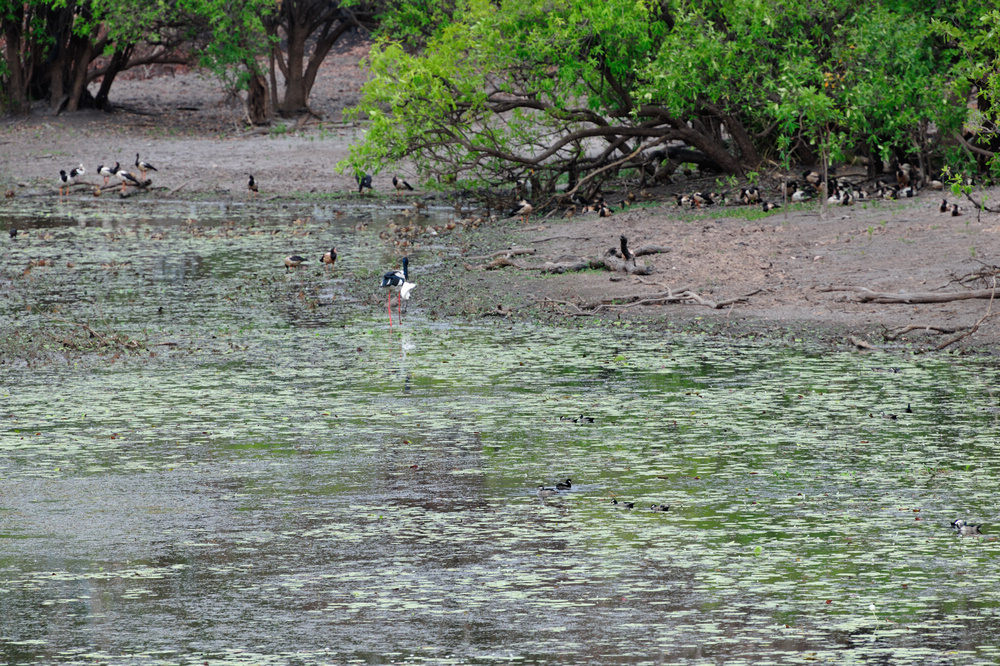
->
[620, 235, 635, 268]
[247, 174, 259, 198]
[356, 173, 373, 194]
[380, 256, 415, 326]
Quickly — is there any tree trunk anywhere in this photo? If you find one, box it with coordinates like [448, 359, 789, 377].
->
[247, 69, 269, 125]
[279, 19, 309, 114]
[2, 10, 29, 114]
[65, 35, 95, 112]
[93, 44, 133, 111]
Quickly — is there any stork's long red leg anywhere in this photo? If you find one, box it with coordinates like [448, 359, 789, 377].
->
[387, 293, 394, 326]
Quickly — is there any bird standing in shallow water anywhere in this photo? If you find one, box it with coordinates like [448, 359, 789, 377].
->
[58, 170, 70, 196]
[322, 247, 337, 271]
[284, 255, 307, 271]
[135, 154, 157, 180]
[380, 256, 415, 326]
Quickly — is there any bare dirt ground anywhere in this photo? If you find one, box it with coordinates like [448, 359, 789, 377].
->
[3, 39, 1000, 351]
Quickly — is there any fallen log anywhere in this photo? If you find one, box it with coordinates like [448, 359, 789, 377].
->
[822, 285, 1000, 303]
[465, 247, 536, 261]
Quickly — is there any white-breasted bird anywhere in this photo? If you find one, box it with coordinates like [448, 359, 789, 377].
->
[115, 164, 141, 193]
[380, 256, 415, 326]
[98, 163, 117, 186]
[135, 154, 158, 180]
[393, 175, 414, 192]
[510, 198, 533, 221]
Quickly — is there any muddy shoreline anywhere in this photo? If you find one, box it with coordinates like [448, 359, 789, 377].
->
[4, 73, 1000, 353]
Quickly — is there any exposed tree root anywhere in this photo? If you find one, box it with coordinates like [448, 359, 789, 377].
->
[464, 248, 537, 262]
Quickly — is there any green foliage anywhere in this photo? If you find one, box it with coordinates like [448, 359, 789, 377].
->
[181, 0, 277, 90]
[344, 0, 983, 192]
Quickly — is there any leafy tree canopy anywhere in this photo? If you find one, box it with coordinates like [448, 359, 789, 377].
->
[344, 0, 989, 196]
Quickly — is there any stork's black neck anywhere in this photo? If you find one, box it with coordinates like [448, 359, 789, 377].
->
[401, 256, 409, 279]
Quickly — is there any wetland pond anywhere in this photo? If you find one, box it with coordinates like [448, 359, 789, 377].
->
[2, 199, 1000, 665]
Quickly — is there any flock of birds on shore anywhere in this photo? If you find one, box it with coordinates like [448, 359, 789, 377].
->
[57, 154, 157, 196]
[668, 164, 965, 216]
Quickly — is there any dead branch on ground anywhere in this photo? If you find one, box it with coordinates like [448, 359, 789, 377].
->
[936, 278, 999, 350]
[464, 248, 536, 261]
[533, 287, 760, 315]
[822, 285, 1000, 304]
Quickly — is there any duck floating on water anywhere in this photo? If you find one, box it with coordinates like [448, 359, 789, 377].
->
[952, 519, 983, 536]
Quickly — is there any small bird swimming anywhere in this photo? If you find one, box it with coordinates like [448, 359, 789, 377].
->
[537, 486, 559, 498]
[322, 247, 337, 271]
[574, 415, 594, 424]
[649, 504, 670, 512]
[555, 478, 572, 490]
[284, 255, 307, 271]
[612, 498, 634, 509]
[380, 256, 415, 326]
[247, 174, 259, 197]
[135, 154, 157, 179]
[392, 175, 414, 192]
[356, 173, 373, 194]
[952, 519, 983, 536]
